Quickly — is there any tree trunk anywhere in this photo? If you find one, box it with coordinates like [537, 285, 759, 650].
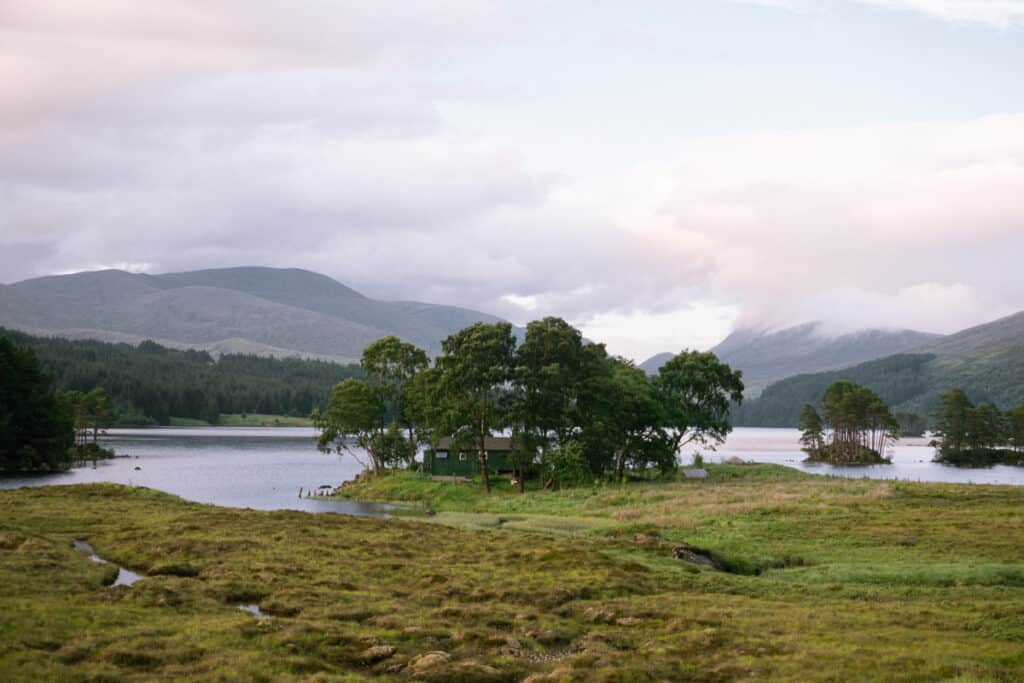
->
[479, 446, 490, 493]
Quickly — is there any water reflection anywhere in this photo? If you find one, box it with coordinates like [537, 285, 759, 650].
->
[72, 539, 144, 586]
[683, 428, 1024, 486]
[1, 428, 392, 516]
[2, 427, 1020, 511]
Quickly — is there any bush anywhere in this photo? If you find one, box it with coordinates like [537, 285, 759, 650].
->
[544, 441, 591, 489]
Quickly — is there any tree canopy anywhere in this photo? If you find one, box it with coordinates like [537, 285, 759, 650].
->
[0, 328, 362, 426]
[0, 337, 75, 472]
[313, 337, 431, 473]
[800, 380, 898, 464]
[933, 388, 1024, 466]
[434, 322, 518, 493]
[314, 317, 746, 491]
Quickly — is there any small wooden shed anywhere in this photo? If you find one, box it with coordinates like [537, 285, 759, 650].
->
[424, 436, 516, 478]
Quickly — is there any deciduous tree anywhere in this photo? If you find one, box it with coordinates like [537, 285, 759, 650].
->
[435, 322, 517, 493]
[652, 350, 745, 456]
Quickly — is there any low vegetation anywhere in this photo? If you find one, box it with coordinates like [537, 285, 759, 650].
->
[3, 472, 1024, 681]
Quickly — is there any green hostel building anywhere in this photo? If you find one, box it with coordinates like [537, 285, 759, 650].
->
[423, 436, 516, 478]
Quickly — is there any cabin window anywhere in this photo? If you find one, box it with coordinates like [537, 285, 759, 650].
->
[435, 451, 448, 460]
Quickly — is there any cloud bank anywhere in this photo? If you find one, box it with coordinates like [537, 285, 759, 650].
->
[738, 0, 1024, 27]
[1, 2, 1022, 360]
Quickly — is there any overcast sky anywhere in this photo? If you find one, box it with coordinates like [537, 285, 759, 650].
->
[2, 1, 1023, 361]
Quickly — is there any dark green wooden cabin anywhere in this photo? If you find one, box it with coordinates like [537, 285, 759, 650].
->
[424, 436, 515, 478]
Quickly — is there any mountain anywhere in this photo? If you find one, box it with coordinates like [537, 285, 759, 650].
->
[922, 311, 1024, 355]
[0, 267, 512, 363]
[732, 314, 1024, 427]
[638, 352, 674, 375]
[640, 322, 941, 397]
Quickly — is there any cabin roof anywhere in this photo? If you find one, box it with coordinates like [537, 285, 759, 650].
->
[435, 436, 514, 451]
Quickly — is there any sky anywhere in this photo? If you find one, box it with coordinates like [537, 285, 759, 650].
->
[2, 0, 1023, 362]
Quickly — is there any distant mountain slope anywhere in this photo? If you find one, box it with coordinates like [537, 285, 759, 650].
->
[732, 340, 1024, 428]
[922, 311, 1024, 355]
[0, 267, 512, 363]
[680, 323, 940, 396]
[638, 352, 674, 375]
[152, 267, 510, 355]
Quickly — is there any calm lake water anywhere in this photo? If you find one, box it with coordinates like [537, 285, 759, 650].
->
[685, 428, 1024, 486]
[0, 427, 392, 516]
[1, 427, 1021, 511]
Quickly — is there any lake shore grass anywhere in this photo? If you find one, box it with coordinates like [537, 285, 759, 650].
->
[163, 413, 314, 428]
[216, 413, 313, 428]
[2, 470, 1023, 681]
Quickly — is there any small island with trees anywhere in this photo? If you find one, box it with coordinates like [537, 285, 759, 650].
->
[798, 380, 898, 465]
[313, 317, 746, 490]
[932, 388, 1024, 467]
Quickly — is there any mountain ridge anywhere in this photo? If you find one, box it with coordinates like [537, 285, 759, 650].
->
[640, 321, 942, 397]
[0, 267, 511, 363]
[730, 312, 1024, 426]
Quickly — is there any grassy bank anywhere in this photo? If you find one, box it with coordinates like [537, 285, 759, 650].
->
[2, 472, 1023, 681]
[164, 414, 314, 428]
[216, 413, 313, 428]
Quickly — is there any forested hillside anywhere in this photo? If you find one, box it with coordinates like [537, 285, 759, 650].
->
[0, 329, 361, 426]
[733, 344, 1024, 427]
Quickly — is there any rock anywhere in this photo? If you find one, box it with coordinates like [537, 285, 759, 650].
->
[359, 645, 396, 663]
[406, 651, 450, 672]
[616, 617, 641, 626]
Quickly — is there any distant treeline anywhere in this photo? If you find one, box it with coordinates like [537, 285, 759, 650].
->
[0, 329, 362, 425]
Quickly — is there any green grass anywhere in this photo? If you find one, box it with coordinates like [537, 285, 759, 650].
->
[168, 416, 211, 427]
[2, 469, 1024, 681]
[217, 413, 313, 427]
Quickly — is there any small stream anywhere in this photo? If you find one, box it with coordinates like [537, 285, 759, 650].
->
[72, 540, 144, 587]
[72, 539, 266, 615]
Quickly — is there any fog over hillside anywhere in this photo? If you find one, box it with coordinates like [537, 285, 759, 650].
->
[640, 322, 941, 396]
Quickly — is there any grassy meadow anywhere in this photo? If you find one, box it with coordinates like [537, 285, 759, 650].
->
[1, 465, 1023, 681]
